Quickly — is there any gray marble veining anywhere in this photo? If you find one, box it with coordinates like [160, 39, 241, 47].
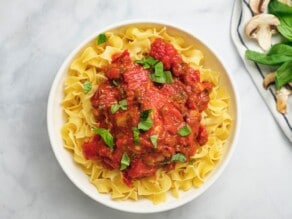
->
[1, 0, 292, 218]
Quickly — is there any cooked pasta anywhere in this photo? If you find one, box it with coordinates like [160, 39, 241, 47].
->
[61, 26, 231, 204]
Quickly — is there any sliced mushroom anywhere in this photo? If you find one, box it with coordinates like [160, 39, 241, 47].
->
[276, 87, 292, 114]
[263, 72, 276, 89]
[250, 0, 270, 14]
[278, 0, 292, 6]
[245, 14, 280, 51]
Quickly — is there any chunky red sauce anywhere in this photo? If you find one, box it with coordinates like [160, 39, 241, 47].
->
[82, 38, 212, 186]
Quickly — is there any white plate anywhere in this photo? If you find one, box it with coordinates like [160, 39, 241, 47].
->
[47, 20, 240, 213]
[231, 0, 292, 142]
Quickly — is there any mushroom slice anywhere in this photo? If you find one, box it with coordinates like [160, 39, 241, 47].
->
[276, 87, 292, 114]
[245, 14, 280, 51]
[263, 72, 276, 89]
[250, 0, 270, 14]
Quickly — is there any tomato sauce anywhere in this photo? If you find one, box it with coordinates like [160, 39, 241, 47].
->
[82, 38, 212, 186]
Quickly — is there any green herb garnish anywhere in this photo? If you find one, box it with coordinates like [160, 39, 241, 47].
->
[178, 124, 191, 136]
[97, 33, 107, 45]
[93, 128, 114, 149]
[132, 127, 140, 144]
[135, 57, 173, 84]
[171, 153, 187, 162]
[138, 109, 153, 131]
[111, 99, 128, 114]
[120, 153, 131, 170]
[150, 135, 158, 148]
[135, 57, 159, 69]
[83, 81, 92, 94]
[151, 61, 174, 84]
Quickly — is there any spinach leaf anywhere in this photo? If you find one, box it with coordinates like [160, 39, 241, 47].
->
[269, 0, 292, 41]
[275, 61, 292, 89]
[245, 43, 292, 65]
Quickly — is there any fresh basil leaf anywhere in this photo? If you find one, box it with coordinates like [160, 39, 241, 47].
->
[275, 61, 292, 89]
[138, 117, 153, 131]
[140, 109, 152, 120]
[132, 127, 140, 144]
[150, 62, 174, 84]
[119, 99, 127, 110]
[150, 135, 158, 148]
[120, 153, 130, 170]
[171, 153, 187, 162]
[97, 33, 107, 45]
[154, 62, 164, 76]
[163, 71, 174, 83]
[178, 124, 191, 136]
[135, 57, 159, 69]
[110, 99, 127, 114]
[111, 104, 120, 114]
[93, 128, 114, 149]
[138, 109, 153, 131]
[83, 81, 92, 94]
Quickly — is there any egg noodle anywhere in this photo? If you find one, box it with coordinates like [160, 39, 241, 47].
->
[61, 26, 231, 204]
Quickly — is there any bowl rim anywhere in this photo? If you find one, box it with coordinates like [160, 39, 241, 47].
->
[47, 19, 241, 213]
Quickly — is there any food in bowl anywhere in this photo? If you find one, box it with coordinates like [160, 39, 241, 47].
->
[52, 23, 236, 208]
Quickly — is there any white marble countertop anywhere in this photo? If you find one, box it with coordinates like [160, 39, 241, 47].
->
[1, 0, 292, 218]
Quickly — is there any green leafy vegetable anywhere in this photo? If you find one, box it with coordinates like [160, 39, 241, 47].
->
[132, 127, 140, 144]
[120, 153, 131, 170]
[93, 128, 114, 149]
[171, 153, 187, 162]
[275, 61, 292, 89]
[138, 109, 153, 131]
[150, 70, 174, 84]
[83, 81, 92, 94]
[178, 124, 191, 136]
[269, 0, 292, 41]
[97, 33, 107, 45]
[111, 99, 128, 114]
[150, 135, 158, 148]
[135, 57, 159, 69]
[135, 57, 174, 84]
[150, 61, 174, 84]
[245, 43, 292, 89]
[245, 43, 292, 65]
[110, 104, 120, 114]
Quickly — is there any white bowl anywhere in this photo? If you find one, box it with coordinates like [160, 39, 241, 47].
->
[47, 20, 240, 213]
